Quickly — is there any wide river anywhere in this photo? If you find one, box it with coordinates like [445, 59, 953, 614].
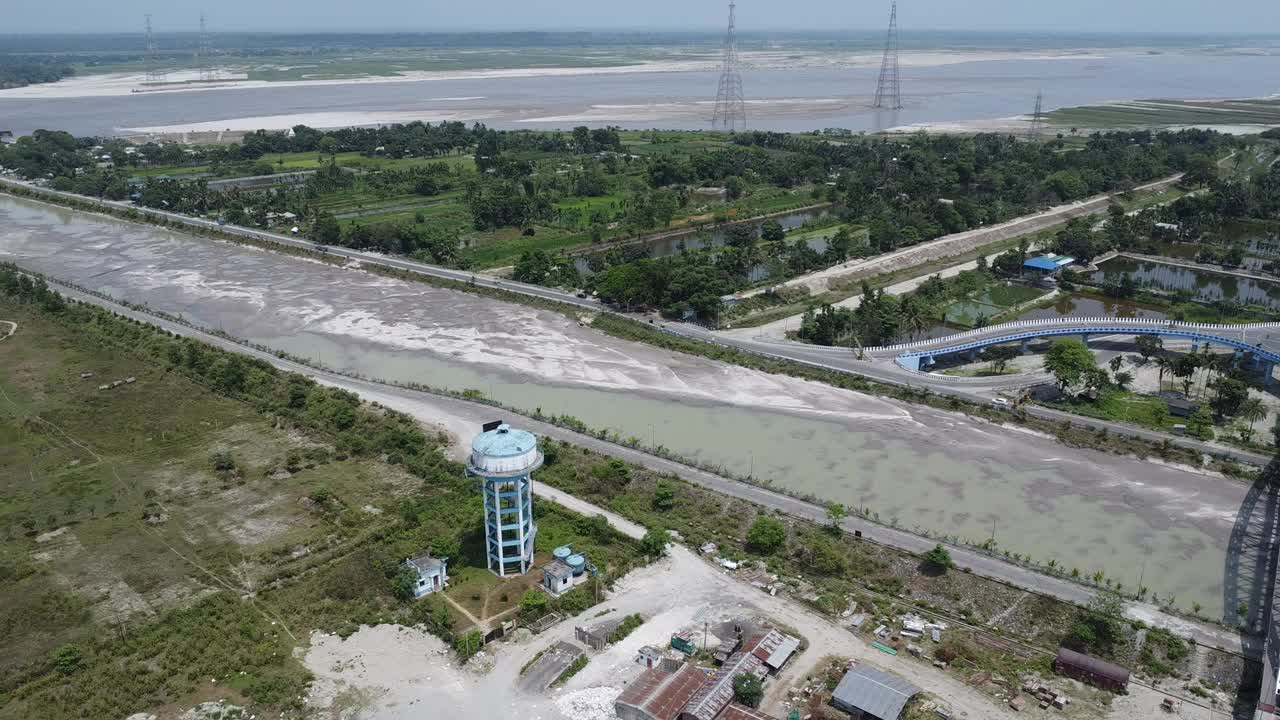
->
[0, 194, 1258, 618]
[1, 51, 1278, 137]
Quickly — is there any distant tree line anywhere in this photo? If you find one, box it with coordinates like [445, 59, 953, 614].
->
[0, 55, 76, 89]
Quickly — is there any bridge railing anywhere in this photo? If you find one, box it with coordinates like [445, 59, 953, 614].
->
[866, 317, 1280, 355]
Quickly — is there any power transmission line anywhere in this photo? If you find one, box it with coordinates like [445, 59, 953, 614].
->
[711, 0, 747, 132]
[144, 15, 166, 84]
[872, 1, 903, 110]
[1030, 89, 1046, 138]
[198, 14, 214, 82]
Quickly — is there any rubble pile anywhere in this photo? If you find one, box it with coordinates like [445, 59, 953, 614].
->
[1008, 677, 1071, 712]
[556, 686, 622, 720]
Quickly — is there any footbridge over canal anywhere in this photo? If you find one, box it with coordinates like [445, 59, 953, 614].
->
[872, 317, 1280, 385]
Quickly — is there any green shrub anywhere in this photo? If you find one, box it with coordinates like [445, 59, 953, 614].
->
[922, 544, 954, 572]
[52, 644, 83, 675]
[607, 614, 644, 643]
[640, 528, 670, 557]
[746, 516, 786, 554]
[454, 631, 484, 662]
[391, 566, 418, 602]
[519, 589, 550, 619]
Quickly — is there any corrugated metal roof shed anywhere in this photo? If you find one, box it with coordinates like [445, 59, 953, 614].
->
[715, 703, 778, 720]
[1024, 255, 1075, 271]
[746, 629, 801, 671]
[750, 630, 782, 662]
[764, 636, 800, 671]
[616, 663, 708, 720]
[681, 651, 764, 720]
[831, 664, 921, 720]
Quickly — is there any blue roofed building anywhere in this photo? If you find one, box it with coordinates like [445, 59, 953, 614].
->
[1023, 254, 1076, 278]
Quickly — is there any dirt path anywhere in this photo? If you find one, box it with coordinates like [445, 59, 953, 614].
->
[441, 593, 485, 631]
[0, 320, 16, 341]
[535, 484, 647, 540]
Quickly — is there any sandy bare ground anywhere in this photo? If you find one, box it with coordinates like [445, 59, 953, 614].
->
[302, 541, 1211, 720]
[302, 546, 1025, 720]
[0, 49, 1113, 101]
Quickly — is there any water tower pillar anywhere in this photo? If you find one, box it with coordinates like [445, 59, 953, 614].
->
[467, 422, 543, 578]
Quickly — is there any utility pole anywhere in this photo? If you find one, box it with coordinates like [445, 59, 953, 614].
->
[711, 1, 747, 131]
[872, 2, 903, 110]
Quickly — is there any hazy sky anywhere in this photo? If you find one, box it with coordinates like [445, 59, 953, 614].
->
[7, 0, 1280, 35]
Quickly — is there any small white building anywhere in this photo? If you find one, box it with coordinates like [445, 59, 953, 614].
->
[542, 546, 590, 596]
[404, 553, 449, 598]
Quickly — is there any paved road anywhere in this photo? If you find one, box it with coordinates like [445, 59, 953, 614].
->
[753, 174, 1185, 295]
[4, 178, 1273, 469]
[35, 279, 1255, 658]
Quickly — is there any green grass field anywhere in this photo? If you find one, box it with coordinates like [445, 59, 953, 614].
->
[0, 302, 420, 679]
[133, 151, 475, 179]
[0, 297, 644, 719]
[1048, 99, 1280, 129]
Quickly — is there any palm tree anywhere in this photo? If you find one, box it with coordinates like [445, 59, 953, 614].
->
[1154, 356, 1172, 392]
[1240, 397, 1267, 443]
[1114, 371, 1134, 390]
[1173, 354, 1199, 398]
[1109, 355, 1124, 374]
[1197, 346, 1218, 399]
[899, 297, 928, 340]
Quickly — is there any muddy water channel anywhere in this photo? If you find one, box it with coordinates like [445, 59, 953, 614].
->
[0, 194, 1252, 618]
[574, 207, 832, 279]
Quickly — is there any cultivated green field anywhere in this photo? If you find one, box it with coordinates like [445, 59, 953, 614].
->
[1048, 98, 1280, 130]
[133, 150, 475, 178]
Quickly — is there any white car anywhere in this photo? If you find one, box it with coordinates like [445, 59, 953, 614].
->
[991, 397, 1011, 409]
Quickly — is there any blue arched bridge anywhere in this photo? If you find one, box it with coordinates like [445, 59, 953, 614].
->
[871, 317, 1280, 385]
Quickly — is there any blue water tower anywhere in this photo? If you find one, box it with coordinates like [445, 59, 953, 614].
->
[467, 422, 543, 577]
